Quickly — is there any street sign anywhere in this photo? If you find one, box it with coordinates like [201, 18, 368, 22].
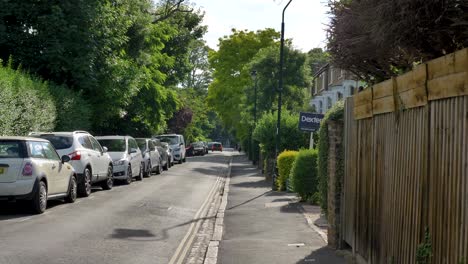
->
[299, 112, 324, 132]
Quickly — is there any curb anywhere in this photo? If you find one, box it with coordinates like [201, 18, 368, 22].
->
[203, 157, 232, 264]
[297, 205, 328, 244]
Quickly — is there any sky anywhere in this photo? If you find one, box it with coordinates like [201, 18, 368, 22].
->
[192, 0, 330, 52]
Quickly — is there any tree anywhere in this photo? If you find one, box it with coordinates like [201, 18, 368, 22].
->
[207, 29, 280, 130]
[307, 48, 329, 75]
[327, 0, 468, 83]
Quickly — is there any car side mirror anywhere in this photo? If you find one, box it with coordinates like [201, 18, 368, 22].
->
[102, 147, 108, 153]
[61, 155, 71, 163]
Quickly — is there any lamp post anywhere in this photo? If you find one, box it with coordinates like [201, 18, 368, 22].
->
[276, 0, 293, 159]
[251, 70, 258, 165]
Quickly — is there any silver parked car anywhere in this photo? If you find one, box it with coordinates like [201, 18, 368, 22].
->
[0, 137, 77, 214]
[152, 139, 170, 170]
[136, 138, 163, 176]
[96, 136, 143, 184]
[30, 131, 114, 197]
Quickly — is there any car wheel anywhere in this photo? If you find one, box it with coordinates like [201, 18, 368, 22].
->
[178, 159, 183, 164]
[163, 158, 169, 170]
[136, 164, 144, 181]
[78, 168, 92, 197]
[183, 157, 186, 162]
[124, 166, 132, 185]
[145, 162, 151, 177]
[101, 166, 114, 190]
[65, 175, 77, 203]
[32, 181, 47, 214]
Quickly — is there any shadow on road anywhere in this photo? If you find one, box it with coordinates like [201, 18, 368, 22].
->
[226, 190, 272, 210]
[295, 246, 346, 264]
[110, 228, 156, 239]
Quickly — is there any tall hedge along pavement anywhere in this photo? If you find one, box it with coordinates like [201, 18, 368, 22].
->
[0, 62, 91, 136]
[317, 100, 344, 213]
[276, 150, 298, 191]
[290, 149, 319, 202]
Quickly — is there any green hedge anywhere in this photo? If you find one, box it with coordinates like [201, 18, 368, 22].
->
[277, 150, 298, 191]
[0, 64, 56, 135]
[0, 61, 91, 135]
[290, 149, 318, 201]
[317, 100, 345, 212]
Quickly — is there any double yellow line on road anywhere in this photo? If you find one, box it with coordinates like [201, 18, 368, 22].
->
[168, 175, 223, 264]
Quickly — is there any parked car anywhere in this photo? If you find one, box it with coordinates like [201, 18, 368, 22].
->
[30, 131, 114, 197]
[96, 136, 143, 184]
[155, 134, 186, 164]
[207, 142, 214, 152]
[185, 143, 194, 157]
[212, 142, 223, 152]
[161, 142, 174, 167]
[192, 142, 206, 156]
[203, 142, 209, 154]
[152, 139, 170, 170]
[136, 138, 162, 176]
[0, 137, 77, 214]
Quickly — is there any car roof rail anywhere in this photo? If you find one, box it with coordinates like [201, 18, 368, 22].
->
[73, 130, 90, 134]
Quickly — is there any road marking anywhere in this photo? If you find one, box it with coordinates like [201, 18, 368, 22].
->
[168, 176, 222, 264]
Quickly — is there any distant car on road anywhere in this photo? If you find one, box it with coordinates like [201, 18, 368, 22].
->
[207, 142, 214, 152]
[212, 142, 223, 152]
[152, 139, 170, 170]
[161, 142, 174, 168]
[0, 137, 77, 214]
[96, 136, 143, 184]
[30, 131, 114, 197]
[136, 138, 162, 176]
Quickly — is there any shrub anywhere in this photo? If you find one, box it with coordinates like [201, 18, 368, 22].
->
[277, 150, 298, 191]
[290, 149, 319, 201]
[253, 110, 308, 160]
[49, 84, 92, 131]
[317, 101, 344, 212]
[0, 63, 56, 135]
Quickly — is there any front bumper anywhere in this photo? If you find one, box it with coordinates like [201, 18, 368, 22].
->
[112, 164, 128, 179]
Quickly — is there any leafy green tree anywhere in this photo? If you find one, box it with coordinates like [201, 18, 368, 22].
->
[208, 29, 280, 130]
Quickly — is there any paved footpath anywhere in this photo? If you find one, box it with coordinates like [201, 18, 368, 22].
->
[217, 155, 346, 264]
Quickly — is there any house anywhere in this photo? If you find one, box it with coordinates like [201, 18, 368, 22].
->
[309, 64, 365, 114]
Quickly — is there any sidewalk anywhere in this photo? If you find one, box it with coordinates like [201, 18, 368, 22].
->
[217, 155, 345, 264]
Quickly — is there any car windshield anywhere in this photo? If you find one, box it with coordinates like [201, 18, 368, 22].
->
[214, 143, 222, 147]
[193, 142, 203, 148]
[0, 141, 23, 158]
[97, 139, 126, 152]
[157, 136, 179, 145]
[135, 139, 147, 151]
[34, 135, 73, 150]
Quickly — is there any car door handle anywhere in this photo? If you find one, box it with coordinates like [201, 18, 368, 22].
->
[88, 154, 92, 157]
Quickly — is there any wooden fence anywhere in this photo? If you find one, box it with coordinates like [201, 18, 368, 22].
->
[342, 48, 467, 263]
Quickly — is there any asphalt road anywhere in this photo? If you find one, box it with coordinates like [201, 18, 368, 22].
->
[0, 151, 232, 264]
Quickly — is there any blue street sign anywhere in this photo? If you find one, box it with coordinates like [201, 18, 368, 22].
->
[299, 112, 324, 132]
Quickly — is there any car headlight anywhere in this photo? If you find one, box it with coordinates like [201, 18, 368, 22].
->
[174, 147, 181, 151]
[113, 159, 126, 166]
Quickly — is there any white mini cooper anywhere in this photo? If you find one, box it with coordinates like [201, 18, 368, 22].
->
[0, 137, 77, 214]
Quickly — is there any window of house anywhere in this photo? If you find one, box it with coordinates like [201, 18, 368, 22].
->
[327, 97, 333, 109]
[350, 86, 355, 95]
[319, 101, 323, 113]
[337, 92, 343, 101]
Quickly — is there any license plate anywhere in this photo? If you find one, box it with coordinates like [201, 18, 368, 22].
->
[0, 168, 4, 174]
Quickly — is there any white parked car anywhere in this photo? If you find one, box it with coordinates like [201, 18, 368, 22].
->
[161, 142, 174, 167]
[0, 137, 77, 214]
[96, 136, 143, 184]
[30, 131, 114, 197]
[135, 138, 163, 176]
[155, 134, 186, 164]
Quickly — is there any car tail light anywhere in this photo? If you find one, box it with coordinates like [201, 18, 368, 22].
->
[69, 151, 81, 160]
[22, 162, 33, 176]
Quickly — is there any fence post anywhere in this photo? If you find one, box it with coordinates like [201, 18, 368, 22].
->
[327, 120, 344, 249]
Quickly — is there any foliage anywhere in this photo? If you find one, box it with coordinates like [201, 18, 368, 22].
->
[277, 150, 299, 191]
[252, 110, 309, 159]
[290, 149, 319, 202]
[416, 228, 432, 264]
[327, 0, 468, 83]
[317, 100, 345, 212]
[0, 63, 56, 136]
[208, 28, 279, 131]
[49, 84, 92, 131]
[0, 0, 207, 136]
[307, 48, 330, 76]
